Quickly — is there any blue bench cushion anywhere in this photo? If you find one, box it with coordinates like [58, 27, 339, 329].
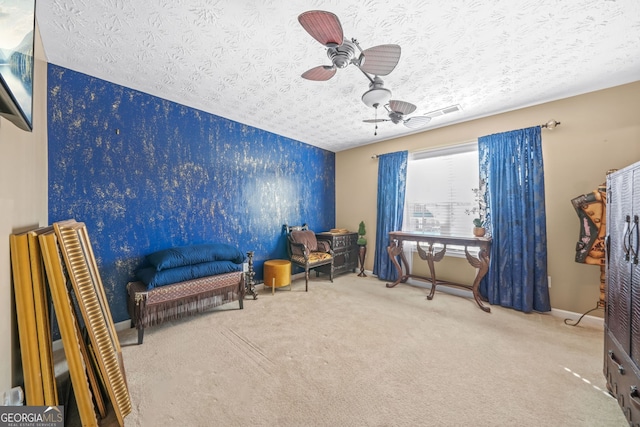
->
[146, 243, 245, 271]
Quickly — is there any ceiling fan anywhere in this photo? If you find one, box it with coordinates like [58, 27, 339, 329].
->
[297, 10, 401, 83]
[363, 100, 432, 134]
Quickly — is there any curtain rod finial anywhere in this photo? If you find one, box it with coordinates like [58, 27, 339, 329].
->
[542, 119, 561, 129]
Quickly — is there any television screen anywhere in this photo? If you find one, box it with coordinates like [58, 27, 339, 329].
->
[0, 0, 35, 132]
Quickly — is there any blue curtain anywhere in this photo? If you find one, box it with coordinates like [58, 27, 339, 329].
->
[479, 127, 551, 312]
[373, 151, 408, 281]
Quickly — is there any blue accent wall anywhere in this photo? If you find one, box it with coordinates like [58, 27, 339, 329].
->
[47, 64, 335, 323]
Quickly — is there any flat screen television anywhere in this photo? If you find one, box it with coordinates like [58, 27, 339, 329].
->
[0, 1, 36, 132]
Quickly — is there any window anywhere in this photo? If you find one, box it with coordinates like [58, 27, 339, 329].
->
[403, 142, 479, 242]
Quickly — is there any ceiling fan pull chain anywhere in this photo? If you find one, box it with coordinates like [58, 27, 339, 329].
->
[374, 106, 378, 136]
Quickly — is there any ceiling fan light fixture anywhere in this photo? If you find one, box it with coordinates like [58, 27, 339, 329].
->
[362, 87, 392, 108]
[404, 115, 432, 129]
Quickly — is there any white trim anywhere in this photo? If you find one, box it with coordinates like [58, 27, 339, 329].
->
[407, 277, 604, 329]
[550, 308, 604, 330]
[410, 140, 477, 160]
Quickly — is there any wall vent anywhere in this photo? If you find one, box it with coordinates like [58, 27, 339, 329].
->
[425, 104, 462, 118]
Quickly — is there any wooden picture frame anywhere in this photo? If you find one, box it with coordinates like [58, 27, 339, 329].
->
[10, 231, 45, 405]
[26, 227, 58, 405]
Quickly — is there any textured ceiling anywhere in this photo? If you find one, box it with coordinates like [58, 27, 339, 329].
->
[36, 0, 640, 152]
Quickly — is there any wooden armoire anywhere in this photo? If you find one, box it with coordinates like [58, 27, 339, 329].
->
[605, 161, 640, 425]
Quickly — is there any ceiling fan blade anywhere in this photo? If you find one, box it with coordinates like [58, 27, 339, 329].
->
[298, 10, 344, 47]
[363, 119, 389, 123]
[389, 100, 417, 115]
[359, 44, 401, 76]
[302, 65, 337, 81]
[403, 116, 432, 129]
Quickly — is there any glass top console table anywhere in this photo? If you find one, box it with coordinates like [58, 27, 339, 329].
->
[386, 231, 492, 313]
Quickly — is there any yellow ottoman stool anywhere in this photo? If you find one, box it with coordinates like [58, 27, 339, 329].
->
[264, 259, 292, 294]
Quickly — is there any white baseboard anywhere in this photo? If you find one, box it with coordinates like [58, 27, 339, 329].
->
[406, 277, 604, 329]
[550, 307, 604, 329]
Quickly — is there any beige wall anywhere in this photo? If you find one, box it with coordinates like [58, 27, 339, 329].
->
[336, 81, 640, 316]
[0, 25, 48, 394]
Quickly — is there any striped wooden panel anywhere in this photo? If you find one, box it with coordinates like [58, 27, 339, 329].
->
[76, 225, 128, 386]
[54, 220, 131, 426]
[39, 231, 98, 426]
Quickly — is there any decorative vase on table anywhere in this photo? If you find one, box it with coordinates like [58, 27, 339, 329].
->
[357, 221, 367, 277]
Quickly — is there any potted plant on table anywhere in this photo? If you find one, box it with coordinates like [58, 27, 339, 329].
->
[357, 221, 367, 246]
[466, 184, 487, 237]
[472, 217, 486, 237]
[357, 221, 367, 276]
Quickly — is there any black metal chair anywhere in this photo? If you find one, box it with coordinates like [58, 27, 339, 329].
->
[283, 224, 334, 291]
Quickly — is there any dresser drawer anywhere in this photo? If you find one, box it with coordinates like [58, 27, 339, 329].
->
[605, 329, 640, 425]
[331, 233, 357, 249]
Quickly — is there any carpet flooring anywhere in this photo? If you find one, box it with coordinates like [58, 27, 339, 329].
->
[70, 273, 627, 426]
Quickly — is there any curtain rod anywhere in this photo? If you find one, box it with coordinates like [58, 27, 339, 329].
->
[371, 119, 561, 159]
